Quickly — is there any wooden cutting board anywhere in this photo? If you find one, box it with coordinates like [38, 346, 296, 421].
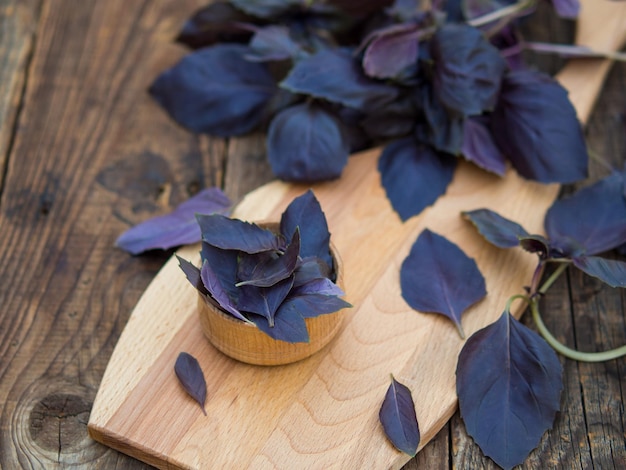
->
[88, 2, 626, 468]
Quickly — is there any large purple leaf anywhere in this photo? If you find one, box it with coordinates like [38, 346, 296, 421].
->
[378, 138, 457, 221]
[267, 103, 350, 182]
[236, 276, 294, 327]
[176, 2, 255, 49]
[362, 23, 420, 79]
[197, 214, 283, 254]
[572, 256, 626, 288]
[492, 70, 588, 183]
[545, 172, 626, 255]
[115, 188, 231, 255]
[150, 44, 277, 137]
[400, 229, 486, 336]
[236, 229, 300, 287]
[379, 376, 420, 456]
[431, 24, 506, 116]
[280, 48, 399, 112]
[280, 293, 351, 318]
[463, 208, 529, 248]
[457, 311, 562, 470]
[174, 352, 207, 415]
[201, 261, 249, 323]
[250, 302, 309, 343]
[461, 116, 506, 176]
[280, 190, 333, 269]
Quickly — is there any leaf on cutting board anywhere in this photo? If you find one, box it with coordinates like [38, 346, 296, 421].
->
[378, 137, 457, 221]
[463, 208, 529, 248]
[174, 352, 208, 415]
[115, 187, 232, 255]
[401, 229, 486, 337]
[456, 311, 563, 470]
[197, 214, 284, 254]
[379, 376, 420, 456]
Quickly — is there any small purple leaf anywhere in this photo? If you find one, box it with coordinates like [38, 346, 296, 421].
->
[237, 276, 294, 327]
[174, 352, 207, 415]
[457, 311, 563, 470]
[461, 116, 506, 176]
[177, 255, 208, 296]
[201, 261, 249, 323]
[115, 188, 231, 255]
[250, 303, 310, 343]
[378, 138, 457, 221]
[280, 48, 399, 112]
[379, 376, 420, 456]
[198, 214, 283, 254]
[244, 25, 303, 62]
[463, 208, 529, 248]
[545, 172, 626, 256]
[400, 229, 486, 337]
[236, 229, 300, 287]
[492, 70, 588, 184]
[572, 256, 626, 288]
[150, 44, 277, 136]
[362, 23, 420, 79]
[267, 103, 350, 182]
[292, 278, 345, 297]
[280, 190, 333, 269]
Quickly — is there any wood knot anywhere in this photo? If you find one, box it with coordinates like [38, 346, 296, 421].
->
[14, 379, 107, 465]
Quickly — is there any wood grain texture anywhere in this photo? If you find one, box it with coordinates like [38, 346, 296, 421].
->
[0, 0, 624, 469]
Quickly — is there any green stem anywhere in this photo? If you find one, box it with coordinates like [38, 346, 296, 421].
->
[526, 263, 626, 362]
[467, 0, 536, 28]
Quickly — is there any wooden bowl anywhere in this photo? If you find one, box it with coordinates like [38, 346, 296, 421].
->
[197, 227, 346, 366]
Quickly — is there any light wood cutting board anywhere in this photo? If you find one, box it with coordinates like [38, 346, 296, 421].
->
[88, 2, 626, 468]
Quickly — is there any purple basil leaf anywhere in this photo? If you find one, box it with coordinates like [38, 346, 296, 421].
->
[280, 190, 333, 269]
[237, 276, 294, 326]
[463, 208, 529, 248]
[292, 278, 345, 297]
[176, 2, 255, 49]
[400, 229, 486, 337]
[378, 137, 457, 221]
[230, 0, 301, 18]
[200, 241, 240, 299]
[456, 311, 562, 470]
[249, 304, 309, 343]
[572, 256, 626, 288]
[379, 376, 420, 456]
[362, 23, 420, 79]
[236, 229, 301, 287]
[280, 48, 399, 112]
[115, 188, 231, 255]
[490, 26, 526, 71]
[293, 257, 333, 287]
[414, 81, 465, 155]
[550, 0, 580, 19]
[244, 25, 304, 62]
[492, 70, 588, 183]
[267, 103, 350, 182]
[177, 255, 209, 296]
[545, 172, 626, 255]
[174, 352, 207, 415]
[386, 0, 423, 21]
[197, 214, 283, 254]
[150, 44, 277, 137]
[201, 260, 249, 323]
[280, 293, 351, 318]
[431, 24, 506, 116]
[361, 94, 416, 140]
[461, 115, 506, 176]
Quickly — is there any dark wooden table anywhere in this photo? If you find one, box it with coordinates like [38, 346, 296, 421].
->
[1, 1, 624, 468]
